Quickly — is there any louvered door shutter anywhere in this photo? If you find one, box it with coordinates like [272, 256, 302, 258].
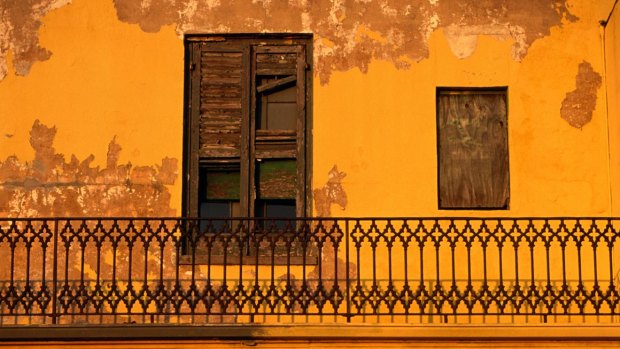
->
[186, 41, 249, 217]
[199, 47, 246, 158]
[251, 45, 307, 217]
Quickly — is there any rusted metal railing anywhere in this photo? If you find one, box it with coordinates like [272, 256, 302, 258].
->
[0, 217, 619, 325]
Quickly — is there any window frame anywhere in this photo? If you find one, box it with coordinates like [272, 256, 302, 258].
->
[436, 86, 510, 210]
[182, 34, 313, 220]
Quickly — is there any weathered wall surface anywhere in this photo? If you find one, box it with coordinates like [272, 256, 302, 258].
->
[0, 0, 617, 218]
[0, 1, 619, 333]
[0, 120, 177, 216]
[312, 0, 614, 217]
[560, 61, 603, 129]
[110, 0, 578, 85]
[0, 0, 71, 80]
[0, 0, 183, 217]
[1, 0, 578, 85]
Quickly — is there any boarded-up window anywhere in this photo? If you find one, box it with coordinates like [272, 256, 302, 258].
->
[437, 88, 509, 209]
[183, 34, 312, 223]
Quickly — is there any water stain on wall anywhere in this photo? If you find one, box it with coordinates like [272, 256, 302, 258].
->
[0, 0, 577, 83]
[560, 61, 602, 129]
[0, 120, 178, 217]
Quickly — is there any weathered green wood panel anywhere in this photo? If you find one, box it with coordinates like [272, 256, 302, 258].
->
[206, 171, 240, 200]
[257, 160, 297, 199]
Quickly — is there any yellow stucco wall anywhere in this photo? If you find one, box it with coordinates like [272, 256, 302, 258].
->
[607, 1, 620, 216]
[0, 0, 184, 216]
[315, 0, 614, 217]
[0, 0, 617, 218]
[1, 0, 620, 335]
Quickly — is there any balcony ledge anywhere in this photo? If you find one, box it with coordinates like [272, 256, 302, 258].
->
[2, 323, 620, 342]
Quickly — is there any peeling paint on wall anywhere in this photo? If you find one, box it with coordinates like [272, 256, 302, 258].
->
[0, 120, 178, 217]
[0, 0, 579, 83]
[0, 121, 180, 319]
[560, 61, 602, 129]
[0, 0, 72, 80]
[313, 165, 347, 217]
[111, 0, 577, 83]
[443, 24, 523, 60]
[439, 1, 577, 61]
[307, 165, 355, 288]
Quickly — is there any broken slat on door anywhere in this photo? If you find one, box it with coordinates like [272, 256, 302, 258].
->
[257, 75, 297, 93]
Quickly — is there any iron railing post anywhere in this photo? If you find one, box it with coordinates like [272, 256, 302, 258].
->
[51, 219, 59, 325]
[345, 219, 351, 322]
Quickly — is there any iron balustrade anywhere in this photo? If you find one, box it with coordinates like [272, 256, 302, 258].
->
[0, 217, 619, 325]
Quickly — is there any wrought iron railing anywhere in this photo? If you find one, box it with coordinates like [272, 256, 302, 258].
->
[0, 217, 619, 325]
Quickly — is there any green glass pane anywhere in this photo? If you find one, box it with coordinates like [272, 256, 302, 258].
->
[258, 160, 296, 199]
[206, 171, 240, 200]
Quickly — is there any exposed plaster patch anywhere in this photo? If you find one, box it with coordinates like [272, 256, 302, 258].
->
[328, 0, 346, 25]
[313, 165, 347, 217]
[423, 13, 440, 41]
[110, 0, 577, 84]
[0, 0, 72, 80]
[0, 0, 578, 82]
[0, 120, 178, 217]
[379, 0, 398, 17]
[307, 165, 355, 291]
[141, 0, 152, 10]
[445, 23, 532, 60]
[443, 24, 523, 59]
[560, 61, 602, 129]
[178, 0, 198, 21]
[444, 25, 482, 59]
[507, 25, 527, 59]
[301, 11, 312, 31]
[0, 19, 9, 80]
[356, 24, 388, 44]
